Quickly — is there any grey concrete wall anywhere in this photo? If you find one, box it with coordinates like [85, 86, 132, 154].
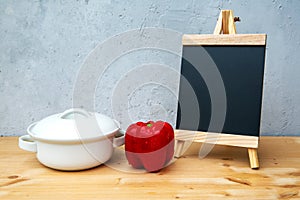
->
[0, 0, 299, 136]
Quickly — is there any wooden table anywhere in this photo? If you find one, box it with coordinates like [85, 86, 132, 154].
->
[0, 137, 299, 199]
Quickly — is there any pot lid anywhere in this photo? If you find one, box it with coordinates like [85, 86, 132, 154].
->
[27, 108, 120, 142]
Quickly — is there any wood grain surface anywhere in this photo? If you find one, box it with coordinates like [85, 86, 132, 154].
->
[0, 137, 299, 200]
[182, 34, 266, 46]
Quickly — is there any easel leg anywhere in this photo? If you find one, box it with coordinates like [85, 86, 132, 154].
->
[248, 148, 259, 169]
[175, 140, 185, 158]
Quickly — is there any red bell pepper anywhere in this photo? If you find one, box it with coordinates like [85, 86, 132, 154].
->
[125, 121, 174, 172]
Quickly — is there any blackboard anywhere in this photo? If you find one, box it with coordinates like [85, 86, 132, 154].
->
[176, 34, 266, 138]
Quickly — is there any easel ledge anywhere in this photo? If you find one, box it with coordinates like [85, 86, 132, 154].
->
[175, 130, 259, 149]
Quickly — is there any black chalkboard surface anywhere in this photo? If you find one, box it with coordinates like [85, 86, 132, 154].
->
[176, 35, 266, 138]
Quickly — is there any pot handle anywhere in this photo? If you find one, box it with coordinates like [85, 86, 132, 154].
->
[19, 135, 37, 152]
[60, 108, 91, 119]
[113, 130, 125, 148]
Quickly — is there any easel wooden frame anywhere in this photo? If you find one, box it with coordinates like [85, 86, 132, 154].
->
[175, 10, 266, 169]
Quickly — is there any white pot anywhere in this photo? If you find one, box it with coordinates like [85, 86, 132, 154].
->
[18, 108, 124, 171]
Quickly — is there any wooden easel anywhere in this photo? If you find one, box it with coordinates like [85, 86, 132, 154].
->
[175, 10, 260, 169]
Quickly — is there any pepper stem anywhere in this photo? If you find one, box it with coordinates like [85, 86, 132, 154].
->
[147, 123, 153, 127]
